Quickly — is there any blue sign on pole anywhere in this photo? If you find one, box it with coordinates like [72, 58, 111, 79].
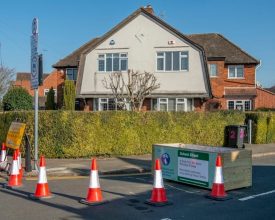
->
[31, 18, 39, 89]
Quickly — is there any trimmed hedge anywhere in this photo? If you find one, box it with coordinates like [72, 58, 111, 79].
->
[246, 112, 275, 144]
[0, 111, 245, 158]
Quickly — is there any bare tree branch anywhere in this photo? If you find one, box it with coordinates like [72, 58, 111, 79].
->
[102, 70, 160, 111]
[0, 65, 15, 99]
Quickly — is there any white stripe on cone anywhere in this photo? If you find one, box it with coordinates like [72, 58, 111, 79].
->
[154, 170, 164, 188]
[89, 170, 100, 188]
[1, 149, 6, 162]
[11, 159, 19, 175]
[38, 167, 48, 184]
[214, 167, 224, 184]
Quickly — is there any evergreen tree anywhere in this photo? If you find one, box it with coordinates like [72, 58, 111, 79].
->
[3, 86, 33, 111]
[45, 87, 56, 110]
[63, 80, 76, 110]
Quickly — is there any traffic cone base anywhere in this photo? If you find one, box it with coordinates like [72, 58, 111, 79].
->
[79, 188, 108, 206]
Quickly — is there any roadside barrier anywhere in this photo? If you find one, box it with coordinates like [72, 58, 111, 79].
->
[206, 154, 231, 200]
[30, 156, 53, 199]
[79, 158, 107, 206]
[4, 150, 22, 189]
[145, 159, 172, 206]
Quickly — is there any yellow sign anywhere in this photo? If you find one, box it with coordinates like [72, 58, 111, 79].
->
[6, 122, 26, 149]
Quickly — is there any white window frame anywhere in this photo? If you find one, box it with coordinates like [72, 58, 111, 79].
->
[156, 51, 189, 72]
[96, 98, 130, 111]
[227, 100, 251, 111]
[228, 65, 244, 79]
[98, 53, 128, 72]
[152, 98, 194, 112]
[209, 63, 218, 77]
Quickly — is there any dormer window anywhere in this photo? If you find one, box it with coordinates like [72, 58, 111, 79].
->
[209, 64, 218, 77]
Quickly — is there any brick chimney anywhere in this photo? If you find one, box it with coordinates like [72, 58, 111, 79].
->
[143, 5, 154, 14]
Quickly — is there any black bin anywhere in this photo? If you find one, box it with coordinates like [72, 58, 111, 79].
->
[226, 125, 247, 148]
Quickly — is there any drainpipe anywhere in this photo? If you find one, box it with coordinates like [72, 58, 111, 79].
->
[255, 60, 261, 88]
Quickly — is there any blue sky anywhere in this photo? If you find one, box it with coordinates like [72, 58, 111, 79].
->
[0, 0, 274, 87]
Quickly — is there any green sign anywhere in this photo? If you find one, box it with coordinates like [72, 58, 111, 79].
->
[178, 150, 209, 187]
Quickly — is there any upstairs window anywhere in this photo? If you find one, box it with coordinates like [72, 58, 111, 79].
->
[157, 51, 189, 72]
[98, 53, 128, 72]
[228, 65, 244, 78]
[66, 68, 78, 81]
[209, 64, 218, 77]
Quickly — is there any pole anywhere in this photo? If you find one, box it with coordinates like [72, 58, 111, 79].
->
[248, 119, 252, 144]
[34, 88, 39, 170]
[24, 134, 32, 172]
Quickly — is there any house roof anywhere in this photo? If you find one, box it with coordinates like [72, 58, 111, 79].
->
[224, 87, 257, 97]
[52, 38, 101, 68]
[16, 72, 49, 81]
[265, 86, 275, 93]
[187, 33, 260, 64]
[74, 6, 211, 97]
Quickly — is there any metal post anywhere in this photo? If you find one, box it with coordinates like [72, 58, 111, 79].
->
[34, 88, 39, 170]
[24, 134, 32, 172]
[248, 119, 252, 144]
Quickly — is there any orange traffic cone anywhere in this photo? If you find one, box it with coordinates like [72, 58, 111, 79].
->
[16, 149, 24, 178]
[206, 154, 230, 201]
[5, 150, 22, 189]
[0, 143, 7, 170]
[30, 156, 53, 199]
[145, 159, 172, 206]
[79, 158, 107, 206]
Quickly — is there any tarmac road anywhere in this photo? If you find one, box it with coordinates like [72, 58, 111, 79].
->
[0, 162, 275, 220]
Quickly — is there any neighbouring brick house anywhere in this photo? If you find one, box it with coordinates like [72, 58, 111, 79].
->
[12, 71, 64, 109]
[53, 6, 275, 111]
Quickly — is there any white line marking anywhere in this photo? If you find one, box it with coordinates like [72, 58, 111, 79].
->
[165, 183, 200, 194]
[239, 190, 275, 201]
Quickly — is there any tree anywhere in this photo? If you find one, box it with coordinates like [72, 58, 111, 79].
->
[102, 70, 160, 111]
[63, 80, 76, 110]
[0, 65, 15, 99]
[45, 87, 56, 110]
[2, 86, 33, 111]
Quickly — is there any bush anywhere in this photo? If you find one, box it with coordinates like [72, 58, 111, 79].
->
[63, 80, 75, 110]
[246, 112, 275, 144]
[0, 111, 246, 158]
[2, 87, 33, 111]
[45, 87, 56, 110]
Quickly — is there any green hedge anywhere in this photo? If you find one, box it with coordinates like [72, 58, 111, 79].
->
[0, 111, 246, 158]
[246, 112, 275, 144]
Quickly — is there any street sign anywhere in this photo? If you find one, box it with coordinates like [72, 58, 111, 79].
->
[31, 18, 39, 89]
[6, 122, 26, 150]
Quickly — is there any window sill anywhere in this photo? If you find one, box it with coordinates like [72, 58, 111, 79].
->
[227, 77, 245, 80]
[155, 70, 189, 73]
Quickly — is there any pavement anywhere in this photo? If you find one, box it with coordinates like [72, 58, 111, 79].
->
[1, 143, 275, 178]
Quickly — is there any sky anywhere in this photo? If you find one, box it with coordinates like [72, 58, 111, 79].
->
[0, 0, 274, 87]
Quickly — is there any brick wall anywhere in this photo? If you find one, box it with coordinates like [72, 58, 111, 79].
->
[208, 61, 257, 110]
[255, 88, 275, 109]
